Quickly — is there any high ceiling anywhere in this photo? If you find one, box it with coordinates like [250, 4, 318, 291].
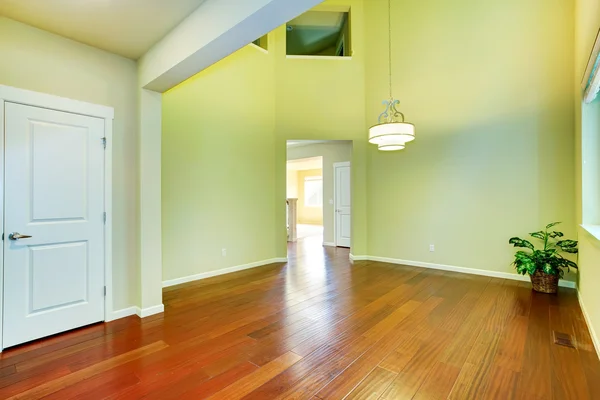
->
[0, 0, 207, 59]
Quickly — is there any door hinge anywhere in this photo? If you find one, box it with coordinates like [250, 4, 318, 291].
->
[1, 233, 3, 241]
[101, 137, 107, 149]
[103, 286, 107, 296]
[103, 212, 107, 224]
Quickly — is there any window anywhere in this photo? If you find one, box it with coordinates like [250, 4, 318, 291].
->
[286, 10, 350, 57]
[304, 176, 323, 207]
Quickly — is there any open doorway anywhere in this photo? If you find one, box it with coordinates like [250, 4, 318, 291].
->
[286, 140, 352, 254]
[287, 156, 324, 244]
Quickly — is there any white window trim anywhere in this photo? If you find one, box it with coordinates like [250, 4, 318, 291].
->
[582, 29, 600, 103]
[304, 175, 323, 208]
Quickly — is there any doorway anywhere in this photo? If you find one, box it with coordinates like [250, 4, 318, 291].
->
[287, 156, 324, 246]
[0, 86, 113, 349]
[334, 161, 351, 248]
[286, 140, 352, 255]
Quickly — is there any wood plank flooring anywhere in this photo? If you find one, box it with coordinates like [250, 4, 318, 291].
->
[1, 236, 599, 399]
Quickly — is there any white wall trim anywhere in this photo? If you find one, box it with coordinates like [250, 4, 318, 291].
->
[351, 255, 577, 289]
[349, 254, 368, 262]
[107, 307, 138, 322]
[103, 112, 114, 325]
[136, 304, 165, 318]
[323, 242, 336, 247]
[0, 85, 114, 119]
[162, 258, 289, 288]
[107, 304, 166, 321]
[577, 290, 600, 359]
[286, 55, 353, 61]
[0, 85, 115, 350]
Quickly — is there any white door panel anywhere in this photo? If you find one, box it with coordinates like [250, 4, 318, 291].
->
[3, 102, 105, 348]
[335, 163, 351, 248]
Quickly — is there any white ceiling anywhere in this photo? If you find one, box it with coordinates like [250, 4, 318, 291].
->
[0, 0, 207, 59]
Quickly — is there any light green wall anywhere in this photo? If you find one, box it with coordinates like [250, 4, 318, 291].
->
[162, 0, 578, 289]
[575, 0, 600, 352]
[162, 45, 277, 281]
[0, 17, 140, 310]
[365, 0, 576, 277]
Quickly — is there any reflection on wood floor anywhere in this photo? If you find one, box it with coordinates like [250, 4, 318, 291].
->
[0, 238, 598, 399]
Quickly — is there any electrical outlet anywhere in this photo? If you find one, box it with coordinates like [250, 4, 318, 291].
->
[429, 244, 435, 252]
[221, 248, 227, 257]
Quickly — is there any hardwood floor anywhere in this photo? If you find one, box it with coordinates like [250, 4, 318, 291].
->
[1, 237, 599, 399]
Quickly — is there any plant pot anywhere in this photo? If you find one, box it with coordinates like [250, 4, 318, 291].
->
[530, 270, 559, 294]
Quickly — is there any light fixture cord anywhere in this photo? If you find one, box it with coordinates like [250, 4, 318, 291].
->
[388, 0, 393, 100]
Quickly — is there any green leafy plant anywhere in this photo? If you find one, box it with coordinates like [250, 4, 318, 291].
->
[508, 222, 578, 279]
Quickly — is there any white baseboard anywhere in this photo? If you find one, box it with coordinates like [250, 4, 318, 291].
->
[105, 304, 164, 322]
[577, 291, 600, 359]
[106, 306, 137, 322]
[349, 254, 368, 262]
[323, 242, 335, 247]
[351, 255, 577, 289]
[162, 258, 289, 288]
[136, 304, 165, 318]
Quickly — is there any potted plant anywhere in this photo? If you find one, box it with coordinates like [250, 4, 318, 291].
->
[508, 222, 578, 293]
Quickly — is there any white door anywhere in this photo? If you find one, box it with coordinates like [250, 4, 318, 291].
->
[3, 102, 105, 348]
[334, 162, 351, 248]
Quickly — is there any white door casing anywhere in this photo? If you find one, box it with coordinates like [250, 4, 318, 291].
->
[0, 85, 114, 350]
[3, 103, 106, 348]
[334, 162, 351, 248]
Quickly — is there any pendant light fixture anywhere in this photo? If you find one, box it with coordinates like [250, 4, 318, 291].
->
[368, 0, 415, 151]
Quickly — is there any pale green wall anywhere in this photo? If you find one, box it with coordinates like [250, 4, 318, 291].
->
[365, 0, 576, 277]
[162, 0, 578, 288]
[0, 17, 140, 310]
[162, 45, 277, 281]
[575, 0, 600, 351]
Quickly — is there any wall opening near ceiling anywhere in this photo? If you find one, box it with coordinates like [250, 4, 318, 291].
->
[286, 9, 351, 57]
[252, 34, 269, 52]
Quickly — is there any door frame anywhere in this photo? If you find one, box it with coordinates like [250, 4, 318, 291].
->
[0, 85, 114, 350]
[333, 161, 351, 247]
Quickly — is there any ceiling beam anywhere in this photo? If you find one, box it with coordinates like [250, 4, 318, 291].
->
[139, 0, 324, 92]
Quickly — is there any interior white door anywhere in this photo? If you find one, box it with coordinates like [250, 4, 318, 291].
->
[3, 102, 105, 348]
[334, 162, 351, 248]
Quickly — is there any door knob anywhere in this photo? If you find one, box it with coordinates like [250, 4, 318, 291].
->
[8, 232, 32, 241]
